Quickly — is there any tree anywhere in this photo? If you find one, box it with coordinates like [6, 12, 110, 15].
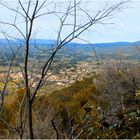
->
[0, 0, 129, 138]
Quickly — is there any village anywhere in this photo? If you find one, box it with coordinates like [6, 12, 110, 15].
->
[6, 61, 99, 88]
[0, 57, 139, 90]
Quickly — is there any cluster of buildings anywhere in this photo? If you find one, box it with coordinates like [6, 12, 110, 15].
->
[45, 61, 101, 86]
[8, 61, 100, 87]
[46, 66, 88, 86]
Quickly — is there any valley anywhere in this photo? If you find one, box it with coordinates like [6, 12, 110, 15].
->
[0, 39, 140, 139]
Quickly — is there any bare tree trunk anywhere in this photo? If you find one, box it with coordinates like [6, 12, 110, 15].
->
[28, 100, 34, 139]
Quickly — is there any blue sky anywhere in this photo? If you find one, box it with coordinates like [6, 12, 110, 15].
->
[0, 0, 139, 43]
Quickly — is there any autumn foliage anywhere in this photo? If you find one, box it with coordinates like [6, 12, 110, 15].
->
[0, 77, 140, 139]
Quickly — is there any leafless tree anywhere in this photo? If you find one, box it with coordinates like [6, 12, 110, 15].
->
[0, 0, 129, 138]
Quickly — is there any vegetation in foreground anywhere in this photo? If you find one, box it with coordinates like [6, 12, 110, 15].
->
[0, 65, 140, 139]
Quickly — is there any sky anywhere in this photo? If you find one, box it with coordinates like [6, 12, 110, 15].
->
[0, 0, 140, 43]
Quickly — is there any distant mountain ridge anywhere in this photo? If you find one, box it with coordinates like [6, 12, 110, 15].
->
[0, 38, 140, 45]
[0, 39, 140, 54]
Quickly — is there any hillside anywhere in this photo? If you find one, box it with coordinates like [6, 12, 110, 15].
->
[0, 39, 140, 65]
[0, 39, 140, 54]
